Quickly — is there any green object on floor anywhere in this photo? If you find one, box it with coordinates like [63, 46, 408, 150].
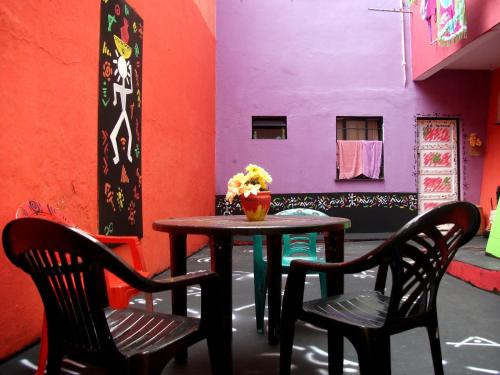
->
[253, 208, 328, 333]
[486, 201, 500, 258]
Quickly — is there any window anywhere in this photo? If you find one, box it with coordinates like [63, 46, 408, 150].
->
[252, 116, 287, 139]
[336, 116, 384, 180]
[336, 116, 383, 141]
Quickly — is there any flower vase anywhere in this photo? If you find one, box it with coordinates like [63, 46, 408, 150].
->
[240, 191, 271, 221]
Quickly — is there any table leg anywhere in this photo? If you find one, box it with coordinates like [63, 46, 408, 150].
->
[324, 230, 344, 295]
[266, 234, 282, 345]
[210, 233, 233, 375]
[325, 229, 345, 374]
[170, 234, 187, 363]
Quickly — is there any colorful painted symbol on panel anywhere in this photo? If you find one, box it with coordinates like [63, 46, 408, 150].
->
[128, 200, 136, 225]
[110, 36, 133, 165]
[107, 13, 117, 31]
[120, 18, 130, 43]
[103, 61, 113, 82]
[116, 187, 125, 210]
[121, 164, 130, 183]
[104, 222, 114, 235]
[102, 41, 112, 56]
[104, 183, 116, 212]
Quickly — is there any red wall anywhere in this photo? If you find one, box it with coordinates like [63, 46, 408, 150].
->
[0, 0, 215, 359]
[480, 69, 500, 222]
[410, 1, 500, 80]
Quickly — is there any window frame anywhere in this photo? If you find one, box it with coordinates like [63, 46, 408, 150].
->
[252, 116, 287, 140]
[335, 116, 384, 181]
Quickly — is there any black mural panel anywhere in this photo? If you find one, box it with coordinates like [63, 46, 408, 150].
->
[98, 0, 143, 237]
[216, 192, 418, 233]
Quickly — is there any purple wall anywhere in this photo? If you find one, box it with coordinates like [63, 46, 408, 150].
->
[216, 0, 489, 203]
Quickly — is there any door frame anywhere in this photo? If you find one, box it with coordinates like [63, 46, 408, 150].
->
[416, 116, 461, 213]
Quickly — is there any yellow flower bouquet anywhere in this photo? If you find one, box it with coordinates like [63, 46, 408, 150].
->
[225, 164, 272, 203]
[225, 164, 272, 221]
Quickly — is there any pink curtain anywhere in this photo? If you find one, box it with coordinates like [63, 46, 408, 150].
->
[337, 140, 383, 179]
[362, 141, 383, 179]
[337, 141, 363, 179]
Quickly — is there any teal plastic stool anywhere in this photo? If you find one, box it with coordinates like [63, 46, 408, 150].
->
[253, 208, 328, 333]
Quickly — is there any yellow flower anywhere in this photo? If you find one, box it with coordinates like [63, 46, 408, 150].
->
[242, 183, 261, 197]
[225, 173, 248, 203]
[245, 164, 272, 190]
[225, 164, 273, 202]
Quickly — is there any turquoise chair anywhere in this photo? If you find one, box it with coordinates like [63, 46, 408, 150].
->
[253, 208, 328, 333]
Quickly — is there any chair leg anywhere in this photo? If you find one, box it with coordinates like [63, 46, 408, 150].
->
[145, 292, 154, 311]
[327, 330, 343, 375]
[110, 359, 131, 375]
[254, 261, 267, 333]
[354, 333, 391, 375]
[319, 272, 327, 298]
[46, 340, 63, 375]
[36, 314, 48, 375]
[207, 333, 227, 375]
[426, 312, 444, 375]
[279, 315, 296, 375]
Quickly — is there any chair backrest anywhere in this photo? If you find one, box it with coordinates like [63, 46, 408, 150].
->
[276, 209, 328, 261]
[15, 200, 146, 273]
[2, 218, 129, 360]
[370, 201, 480, 324]
[15, 200, 76, 226]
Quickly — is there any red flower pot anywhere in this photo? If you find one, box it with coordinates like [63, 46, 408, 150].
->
[240, 191, 271, 221]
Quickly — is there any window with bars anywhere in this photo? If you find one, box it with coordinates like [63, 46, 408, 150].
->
[252, 116, 287, 140]
[336, 116, 384, 180]
[336, 116, 383, 141]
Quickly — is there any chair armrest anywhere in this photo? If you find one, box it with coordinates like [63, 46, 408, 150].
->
[90, 236, 218, 294]
[152, 272, 220, 291]
[114, 267, 219, 294]
[288, 249, 382, 275]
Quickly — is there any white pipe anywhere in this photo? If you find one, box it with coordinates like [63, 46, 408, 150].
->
[400, 0, 407, 87]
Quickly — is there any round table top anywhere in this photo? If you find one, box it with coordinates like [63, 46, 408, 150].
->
[153, 215, 351, 236]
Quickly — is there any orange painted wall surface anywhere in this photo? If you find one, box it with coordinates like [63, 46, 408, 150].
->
[0, 0, 215, 359]
[480, 69, 500, 222]
[410, 1, 500, 79]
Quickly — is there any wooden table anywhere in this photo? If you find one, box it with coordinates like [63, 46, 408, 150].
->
[153, 215, 350, 374]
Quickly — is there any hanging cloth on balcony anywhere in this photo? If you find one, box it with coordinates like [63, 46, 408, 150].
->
[437, 0, 467, 45]
[337, 141, 363, 179]
[420, 0, 436, 42]
[362, 141, 383, 179]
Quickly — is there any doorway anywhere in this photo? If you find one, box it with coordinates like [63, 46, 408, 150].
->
[417, 118, 460, 214]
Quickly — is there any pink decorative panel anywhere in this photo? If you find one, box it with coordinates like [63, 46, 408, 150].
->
[423, 126, 451, 142]
[423, 176, 453, 193]
[417, 118, 458, 213]
[422, 151, 452, 167]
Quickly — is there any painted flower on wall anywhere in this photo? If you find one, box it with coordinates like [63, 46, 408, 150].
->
[468, 133, 483, 157]
[225, 164, 272, 203]
[468, 133, 482, 148]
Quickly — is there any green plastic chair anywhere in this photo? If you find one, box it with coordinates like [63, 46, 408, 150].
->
[253, 208, 328, 333]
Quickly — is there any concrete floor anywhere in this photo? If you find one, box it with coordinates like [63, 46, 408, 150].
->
[1, 239, 499, 374]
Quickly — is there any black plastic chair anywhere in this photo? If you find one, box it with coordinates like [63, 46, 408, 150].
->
[280, 201, 480, 375]
[2, 217, 224, 374]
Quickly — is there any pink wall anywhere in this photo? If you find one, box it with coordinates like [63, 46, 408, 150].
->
[411, 0, 500, 80]
[480, 69, 500, 221]
[0, 0, 215, 359]
[216, 0, 489, 202]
